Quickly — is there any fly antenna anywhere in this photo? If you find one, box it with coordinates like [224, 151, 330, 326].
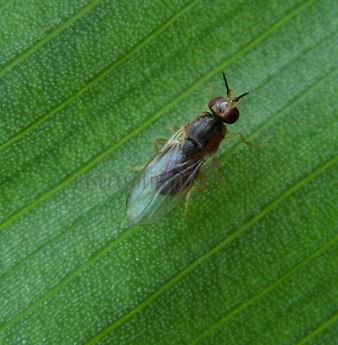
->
[222, 73, 231, 97]
[233, 92, 249, 102]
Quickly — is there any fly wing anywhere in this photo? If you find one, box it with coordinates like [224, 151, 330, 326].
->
[127, 128, 203, 224]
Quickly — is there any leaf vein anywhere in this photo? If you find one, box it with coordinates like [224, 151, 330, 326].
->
[1, 155, 336, 335]
[1, 67, 336, 333]
[0, 33, 333, 280]
[84, 157, 338, 344]
[191, 236, 338, 345]
[296, 312, 338, 345]
[0, 0, 197, 151]
[0, 0, 317, 230]
[0, 0, 102, 77]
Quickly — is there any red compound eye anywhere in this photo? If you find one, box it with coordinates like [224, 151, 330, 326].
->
[224, 107, 239, 124]
[208, 97, 224, 111]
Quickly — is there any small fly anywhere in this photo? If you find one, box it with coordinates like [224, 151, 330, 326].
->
[127, 73, 249, 224]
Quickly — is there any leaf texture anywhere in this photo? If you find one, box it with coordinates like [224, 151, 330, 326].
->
[0, 0, 337, 344]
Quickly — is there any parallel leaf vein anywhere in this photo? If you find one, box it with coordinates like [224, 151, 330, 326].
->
[0, 0, 102, 77]
[84, 157, 338, 344]
[1, 154, 336, 336]
[1, 34, 332, 281]
[0, 0, 317, 231]
[296, 312, 338, 345]
[191, 235, 338, 344]
[0, 0, 197, 151]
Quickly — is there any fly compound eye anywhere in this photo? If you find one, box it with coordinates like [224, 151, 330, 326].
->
[208, 97, 223, 110]
[208, 97, 227, 116]
[224, 107, 239, 124]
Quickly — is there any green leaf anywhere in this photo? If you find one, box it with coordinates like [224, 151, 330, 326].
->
[0, 0, 337, 344]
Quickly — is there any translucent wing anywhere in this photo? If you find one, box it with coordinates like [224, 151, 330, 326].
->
[127, 128, 204, 224]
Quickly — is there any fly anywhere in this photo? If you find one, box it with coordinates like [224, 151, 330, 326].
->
[127, 73, 249, 224]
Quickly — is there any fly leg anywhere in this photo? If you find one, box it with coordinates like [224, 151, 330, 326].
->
[226, 132, 263, 150]
[184, 188, 193, 218]
[129, 134, 171, 171]
[153, 138, 167, 153]
[129, 164, 146, 172]
[184, 172, 206, 217]
[128, 138, 166, 171]
[170, 126, 180, 133]
[193, 169, 207, 192]
[211, 158, 227, 191]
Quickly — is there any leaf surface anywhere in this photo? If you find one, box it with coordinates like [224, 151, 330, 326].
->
[0, 0, 337, 344]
